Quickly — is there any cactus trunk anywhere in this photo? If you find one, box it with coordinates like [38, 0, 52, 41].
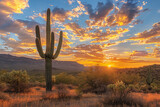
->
[45, 58, 52, 91]
[35, 8, 63, 92]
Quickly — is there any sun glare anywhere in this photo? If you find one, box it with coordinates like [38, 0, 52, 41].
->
[108, 65, 112, 68]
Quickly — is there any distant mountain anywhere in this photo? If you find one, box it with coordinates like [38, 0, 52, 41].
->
[0, 54, 85, 74]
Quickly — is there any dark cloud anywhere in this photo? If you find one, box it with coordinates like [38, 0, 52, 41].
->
[84, 0, 114, 22]
[17, 19, 42, 29]
[52, 7, 70, 22]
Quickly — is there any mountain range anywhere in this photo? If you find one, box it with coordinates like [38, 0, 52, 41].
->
[0, 54, 85, 74]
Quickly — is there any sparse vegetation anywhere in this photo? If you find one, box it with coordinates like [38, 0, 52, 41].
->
[1, 64, 160, 106]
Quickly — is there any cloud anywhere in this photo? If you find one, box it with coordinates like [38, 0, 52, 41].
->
[130, 22, 160, 40]
[0, 0, 40, 57]
[110, 0, 143, 26]
[72, 44, 105, 60]
[152, 48, 160, 58]
[85, 0, 146, 27]
[39, 1, 85, 22]
[68, 0, 75, 5]
[16, 19, 42, 30]
[0, 36, 37, 57]
[90, 28, 129, 43]
[52, 7, 71, 22]
[84, 1, 114, 23]
[132, 19, 143, 25]
[144, 36, 160, 44]
[0, 0, 29, 14]
[64, 22, 129, 43]
[130, 50, 148, 56]
[64, 22, 87, 37]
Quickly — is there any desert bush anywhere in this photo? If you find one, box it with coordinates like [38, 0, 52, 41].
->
[0, 82, 8, 92]
[107, 81, 130, 98]
[54, 73, 77, 85]
[0, 92, 10, 101]
[103, 81, 141, 106]
[118, 72, 141, 85]
[56, 84, 70, 99]
[77, 66, 114, 94]
[0, 70, 30, 93]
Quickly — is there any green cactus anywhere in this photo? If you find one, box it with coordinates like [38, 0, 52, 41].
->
[146, 67, 155, 90]
[35, 8, 63, 91]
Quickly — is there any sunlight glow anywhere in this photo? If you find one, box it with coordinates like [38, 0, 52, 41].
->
[107, 65, 112, 68]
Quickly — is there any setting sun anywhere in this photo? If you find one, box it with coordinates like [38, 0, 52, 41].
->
[107, 65, 112, 68]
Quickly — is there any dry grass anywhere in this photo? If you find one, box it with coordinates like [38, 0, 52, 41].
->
[1, 86, 160, 107]
[0, 86, 44, 107]
[0, 92, 10, 101]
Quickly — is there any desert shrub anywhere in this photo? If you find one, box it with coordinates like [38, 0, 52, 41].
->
[0, 92, 10, 101]
[103, 81, 142, 106]
[77, 66, 114, 94]
[54, 73, 77, 85]
[107, 81, 130, 98]
[118, 72, 141, 85]
[0, 82, 8, 92]
[56, 84, 70, 99]
[0, 70, 30, 93]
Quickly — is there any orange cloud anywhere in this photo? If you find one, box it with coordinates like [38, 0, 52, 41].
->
[129, 22, 160, 45]
[130, 22, 160, 40]
[0, 0, 29, 14]
[130, 51, 148, 57]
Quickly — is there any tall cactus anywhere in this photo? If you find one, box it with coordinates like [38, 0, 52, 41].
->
[35, 8, 63, 91]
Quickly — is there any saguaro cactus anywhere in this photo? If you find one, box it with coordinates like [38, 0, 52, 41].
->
[35, 8, 63, 91]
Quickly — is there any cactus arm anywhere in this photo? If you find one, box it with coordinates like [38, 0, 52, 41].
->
[35, 38, 45, 58]
[52, 31, 63, 59]
[50, 32, 55, 57]
[46, 8, 51, 55]
[35, 25, 41, 39]
[35, 25, 45, 58]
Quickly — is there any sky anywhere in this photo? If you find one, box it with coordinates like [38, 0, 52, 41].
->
[0, 0, 160, 68]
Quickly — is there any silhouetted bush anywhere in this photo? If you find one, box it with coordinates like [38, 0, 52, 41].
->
[0, 70, 30, 93]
